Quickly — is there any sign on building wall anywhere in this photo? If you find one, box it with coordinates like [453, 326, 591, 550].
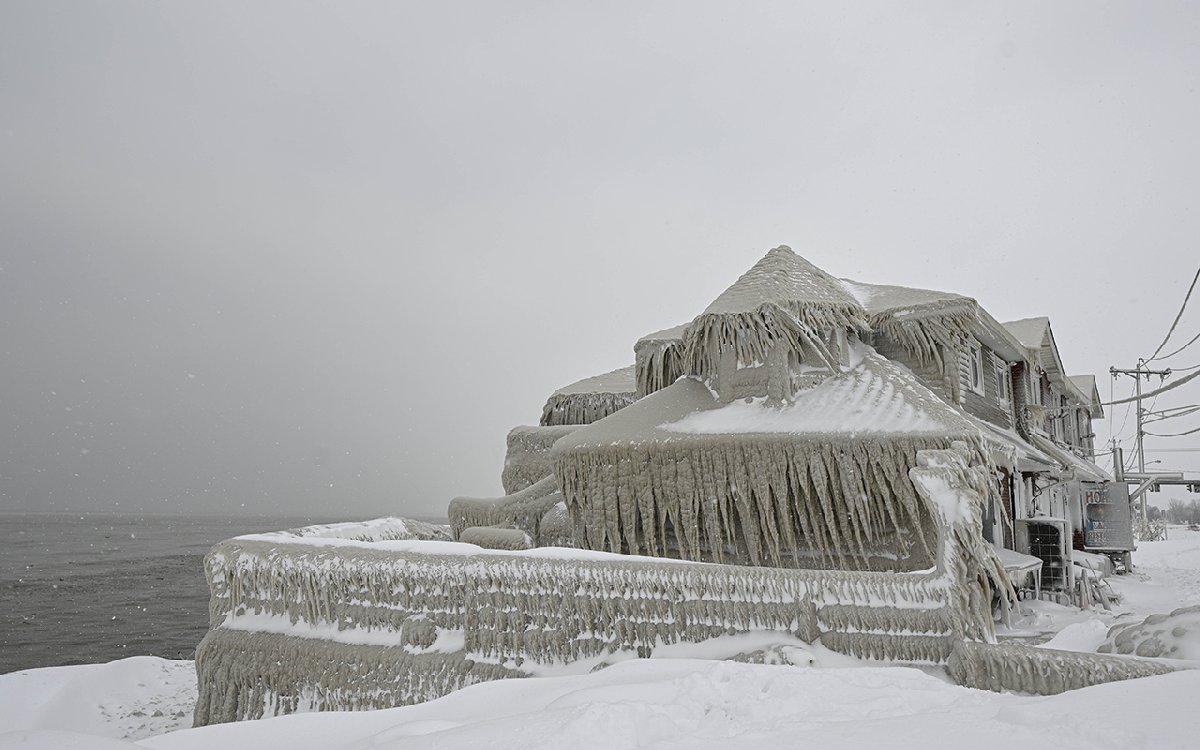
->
[1082, 482, 1134, 550]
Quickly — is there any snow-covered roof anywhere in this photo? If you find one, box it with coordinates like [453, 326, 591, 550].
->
[1002, 317, 1095, 408]
[841, 278, 1035, 364]
[557, 345, 980, 450]
[838, 279, 972, 318]
[636, 323, 689, 346]
[542, 365, 639, 427]
[1068, 374, 1105, 419]
[662, 349, 974, 436]
[1028, 433, 1111, 482]
[680, 247, 870, 376]
[1002, 316, 1050, 351]
[967, 415, 1057, 473]
[551, 365, 636, 396]
[700, 246, 866, 319]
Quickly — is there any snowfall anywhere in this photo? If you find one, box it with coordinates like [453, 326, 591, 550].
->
[3, 530, 1200, 750]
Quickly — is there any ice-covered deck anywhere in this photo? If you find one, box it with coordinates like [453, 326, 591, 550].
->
[194, 446, 1014, 725]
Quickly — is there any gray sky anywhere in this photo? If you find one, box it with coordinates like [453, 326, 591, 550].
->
[2, 1, 1199, 519]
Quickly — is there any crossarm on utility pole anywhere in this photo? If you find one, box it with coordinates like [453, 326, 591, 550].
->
[1126, 473, 1185, 504]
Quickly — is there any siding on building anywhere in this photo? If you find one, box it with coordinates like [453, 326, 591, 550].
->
[870, 332, 954, 403]
[957, 340, 1013, 430]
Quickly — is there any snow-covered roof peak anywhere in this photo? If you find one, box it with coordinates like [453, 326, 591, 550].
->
[1001, 316, 1051, 350]
[700, 246, 866, 318]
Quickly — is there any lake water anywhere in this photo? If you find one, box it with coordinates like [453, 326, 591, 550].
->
[0, 512, 434, 674]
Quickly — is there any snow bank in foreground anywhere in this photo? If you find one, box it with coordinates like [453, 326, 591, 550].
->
[0, 657, 195, 741]
[3, 659, 1199, 750]
[1099, 605, 1200, 660]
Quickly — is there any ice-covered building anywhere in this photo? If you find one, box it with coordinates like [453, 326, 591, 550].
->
[467, 247, 1115, 579]
[195, 246, 1167, 726]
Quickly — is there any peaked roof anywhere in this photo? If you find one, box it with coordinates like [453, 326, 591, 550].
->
[1002, 316, 1051, 350]
[1068, 374, 1105, 419]
[662, 348, 979, 437]
[680, 246, 870, 376]
[838, 279, 973, 318]
[551, 365, 635, 396]
[556, 344, 980, 451]
[1001, 317, 1088, 402]
[700, 245, 867, 318]
[635, 323, 689, 346]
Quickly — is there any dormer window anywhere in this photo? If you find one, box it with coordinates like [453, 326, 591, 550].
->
[968, 343, 985, 395]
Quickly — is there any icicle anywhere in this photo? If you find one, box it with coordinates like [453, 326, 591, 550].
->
[635, 335, 686, 397]
[948, 641, 1174, 695]
[449, 475, 562, 541]
[540, 391, 639, 427]
[869, 306, 974, 374]
[501, 425, 580, 495]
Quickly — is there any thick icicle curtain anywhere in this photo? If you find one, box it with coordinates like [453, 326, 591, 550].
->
[555, 433, 986, 571]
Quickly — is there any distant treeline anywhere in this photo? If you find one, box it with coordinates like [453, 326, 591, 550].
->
[1147, 499, 1200, 525]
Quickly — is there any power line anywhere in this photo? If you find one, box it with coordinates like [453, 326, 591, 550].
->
[1155, 329, 1200, 362]
[1148, 265, 1200, 361]
[1101, 367, 1200, 406]
[1144, 405, 1200, 423]
[1145, 425, 1200, 438]
[1115, 394, 1135, 435]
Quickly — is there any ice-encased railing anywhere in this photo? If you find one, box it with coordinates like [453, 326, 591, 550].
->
[948, 640, 1175, 694]
[194, 444, 1012, 726]
[447, 475, 562, 543]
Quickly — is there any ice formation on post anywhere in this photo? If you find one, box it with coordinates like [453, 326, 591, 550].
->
[195, 245, 1136, 726]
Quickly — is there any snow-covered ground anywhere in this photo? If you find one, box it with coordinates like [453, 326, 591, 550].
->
[3, 528, 1199, 750]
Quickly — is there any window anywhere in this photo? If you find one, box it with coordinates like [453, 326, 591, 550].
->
[996, 361, 1010, 403]
[968, 344, 985, 395]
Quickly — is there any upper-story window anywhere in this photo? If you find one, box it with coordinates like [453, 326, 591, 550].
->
[995, 361, 1011, 404]
[968, 344, 985, 395]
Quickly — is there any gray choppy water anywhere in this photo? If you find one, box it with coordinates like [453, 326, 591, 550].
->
[0, 513, 359, 674]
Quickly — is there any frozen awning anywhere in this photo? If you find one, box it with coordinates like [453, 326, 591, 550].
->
[1028, 433, 1111, 482]
[967, 416, 1057, 473]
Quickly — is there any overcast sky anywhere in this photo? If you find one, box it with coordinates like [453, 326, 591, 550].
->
[2, 1, 1199, 519]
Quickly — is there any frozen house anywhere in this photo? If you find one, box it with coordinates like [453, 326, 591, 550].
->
[462, 246, 1115, 582]
[194, 246, 1167, 726]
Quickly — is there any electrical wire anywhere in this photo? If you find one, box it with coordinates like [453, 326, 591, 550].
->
[1145, 425, 1200, 438]
[1144, 405, 1200, 423]
[1148, 265, 1200, 361]
[1154, 329, 1200, 362]
[1101, 367, 1200, 406]
[1125, 446, 1140, 471]
[1113, 377, 1134, 436]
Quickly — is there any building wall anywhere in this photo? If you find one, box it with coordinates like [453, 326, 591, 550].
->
[957, 340, 1014, 430]
[870, 331, 953, 402]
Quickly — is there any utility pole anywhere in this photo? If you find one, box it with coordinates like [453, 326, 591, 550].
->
[1110, 361, 1171, 526]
